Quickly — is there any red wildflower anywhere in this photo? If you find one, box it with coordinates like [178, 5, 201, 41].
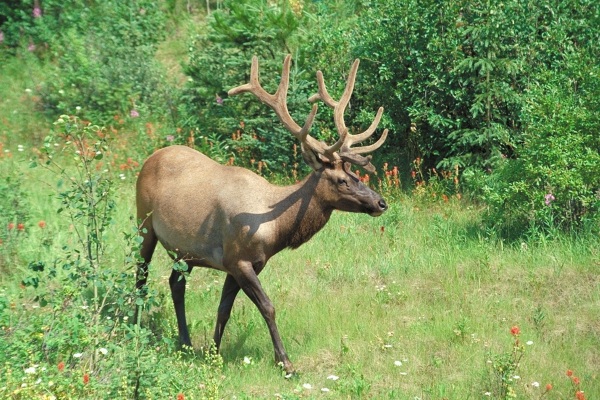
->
[83, 373, 89, 384]
[510, 326, 520, 336]
[572, 376, 580, 385]
[566, 369, 573, 377]
[177, 393, 185, 400]
[7, 222, 14, 230]
[17, 223, 25, 231]
[545, 383, 552, 391]
[575, 390, 585, 400]
[38, 220, 46, 229]
[57, 361, 65, 372]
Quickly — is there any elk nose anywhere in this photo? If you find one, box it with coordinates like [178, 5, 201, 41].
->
[378, 199, 388, 211]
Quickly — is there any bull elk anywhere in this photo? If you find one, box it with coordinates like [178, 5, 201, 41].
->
[135, 55, 389, 374]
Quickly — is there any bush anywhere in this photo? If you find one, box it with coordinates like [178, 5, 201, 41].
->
[354, 0, 600, 175]
[0, 116, 224, 399]
[0, 1, 171, 125]
[180, 0, 311, 173]
[37, 1, 170, 124]
[479, 52, 600, 236]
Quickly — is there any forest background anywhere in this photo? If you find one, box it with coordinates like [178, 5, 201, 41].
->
[0, 0, 598, 399]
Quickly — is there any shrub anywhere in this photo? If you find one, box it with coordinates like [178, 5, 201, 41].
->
[479, 51, 600, 236]
[180, 0, 311, 173]
[354, 0, 600, 176]
[37, 1, 169, 124]
[0, 116, 224, 399]
[0, 1, 171, 125]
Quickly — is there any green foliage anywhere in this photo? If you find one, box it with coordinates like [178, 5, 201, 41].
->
[38, 1, 170, 124]
[0, 168, 30, 269]
[353, 0, 600, 233]
[1, 116, 224, 399]
[0, 1, 171, 125]
[355, 0, 532, 169]
[180, 0, 311, 173]
[355, 0, 598, 165]
[480, 51, 600, 236]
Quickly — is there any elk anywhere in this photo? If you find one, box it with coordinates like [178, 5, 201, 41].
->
[135, 55, 389, 374]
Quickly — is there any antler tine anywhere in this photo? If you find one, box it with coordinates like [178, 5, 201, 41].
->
[309, 59, 388, 165]
[341, 106, 386, 154]
[228, 55, 318, 141]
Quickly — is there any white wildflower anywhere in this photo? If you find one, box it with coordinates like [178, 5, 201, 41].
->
[394, 360, 403, 366]
[526, 340, 534, 345]
[98, 348, 108, 355]
[327, 375, 339, 381]
[302, 383, 312, 390]
[532, 382, 540, 388]
[73, 353, 83, 358]
[24, 366, 37, 374]
[321, 388, 330, 392]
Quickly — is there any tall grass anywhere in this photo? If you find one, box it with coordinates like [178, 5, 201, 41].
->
[177, 197, 599, 398]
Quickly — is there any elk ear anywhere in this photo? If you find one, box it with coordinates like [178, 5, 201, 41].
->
[343, 162, 361, 181]
[340, 153, 376, 173]
[300, 145, 324, 171]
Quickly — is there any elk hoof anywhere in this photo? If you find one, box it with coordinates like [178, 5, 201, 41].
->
[278, 360, 296, 377]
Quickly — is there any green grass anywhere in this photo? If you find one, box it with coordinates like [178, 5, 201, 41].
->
[174, 202, 598, 399]
[1, 32, 599, 400]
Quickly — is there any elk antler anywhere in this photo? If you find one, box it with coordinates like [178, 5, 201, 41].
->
[228, 55, 344, 168]
[308, 59, 388, 173]
[229, 55, 388, 172]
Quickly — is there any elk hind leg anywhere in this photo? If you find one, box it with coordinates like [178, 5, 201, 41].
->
[213, 274, 241, 350]
[134, 216, 157, 324]
[136, 215, 157, 292]
[170, 267, 193, 347]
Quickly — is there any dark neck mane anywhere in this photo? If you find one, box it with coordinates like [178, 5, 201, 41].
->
[272, 172, 333, 250]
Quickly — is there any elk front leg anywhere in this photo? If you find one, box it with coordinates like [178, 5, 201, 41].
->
[169, 268, 192, 347]
[233, 262, 294, 374]
[213, 274, 241, 350]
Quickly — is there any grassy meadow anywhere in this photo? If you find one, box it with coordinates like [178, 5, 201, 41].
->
[1, 24, 599, 400]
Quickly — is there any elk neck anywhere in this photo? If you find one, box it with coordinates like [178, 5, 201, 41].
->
[270, 171, 334, 250]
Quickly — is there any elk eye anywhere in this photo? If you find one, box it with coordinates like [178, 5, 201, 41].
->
[337, 177, 348, 186]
